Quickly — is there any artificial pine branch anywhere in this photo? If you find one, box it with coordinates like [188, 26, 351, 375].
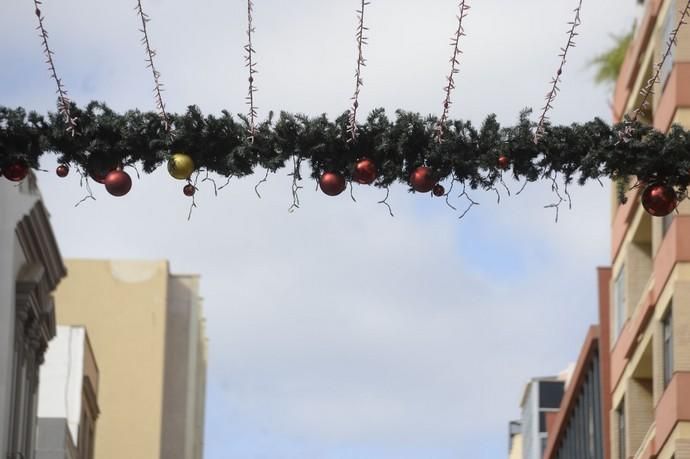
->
[2, 102, 690, 201]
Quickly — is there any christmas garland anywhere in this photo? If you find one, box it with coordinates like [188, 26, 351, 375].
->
[2, 101, 690, 198]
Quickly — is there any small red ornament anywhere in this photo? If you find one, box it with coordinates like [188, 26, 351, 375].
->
[432, 184, 445, 197]
[3, 162, 29, 182]
[353, 158, 377, 185]
[319, 172, 346, 196]
[104, 170, 132, 197]
[641, 183, 677, 217]
[497, 155, 510, 170]
[56, 164, 69, 178]
[409, 166, 436, 193]
[183, 184, 196, 197]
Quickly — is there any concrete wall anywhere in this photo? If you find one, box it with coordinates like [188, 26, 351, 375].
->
[193, 314, 207, 459]
[0, 177, 40, 454]
[35, 418, 77, 459]
[53, 260, 207, 459]
[508, 433, 522, 459]
[521, 383, 539, 459]
[0, 175, 65, 458]
[54, 260, 170, 459]
[160, 276, 193, 459]
[161, 275, 207, 459]
[38, 326, 86, 445]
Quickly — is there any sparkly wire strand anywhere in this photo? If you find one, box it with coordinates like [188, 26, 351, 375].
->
[245, 0, 259, 142]
[32, 1, 77, 135]
[434, 0, 470, 143]
[347, 0, 370, 142]
[630, 0, 690, 124]
[534, 0, 583, 143]
[135, 0, 172, 134]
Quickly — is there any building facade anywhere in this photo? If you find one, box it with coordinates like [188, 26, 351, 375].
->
[609, 0, 690, 458]
[0, 175, 66, 458]
[542, 327, 606, 459]
[519, 377, 566, 459]
[508, 420, 523, 459]
[53, 260, 207, 459]
[36, 325, 100, 459]
[512, 2, 690, 458]
[538, 1, 690, 457]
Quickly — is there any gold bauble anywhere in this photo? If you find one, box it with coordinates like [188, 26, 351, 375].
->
[167, 153, 195, 180]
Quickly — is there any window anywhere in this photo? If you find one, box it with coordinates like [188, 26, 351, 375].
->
[617, 401, 626, 459]
[663, 304, 674, 388]
[539, 381, 565, 408]
[614, 266, 627, 339]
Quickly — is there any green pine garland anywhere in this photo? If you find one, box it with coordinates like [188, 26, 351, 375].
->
[2, 101, 690, 197]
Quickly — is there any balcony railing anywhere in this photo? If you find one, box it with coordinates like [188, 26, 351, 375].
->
[633, 422, 655, 459]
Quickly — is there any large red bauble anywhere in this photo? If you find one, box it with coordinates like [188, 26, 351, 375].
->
[409, 166, 436, 193]
[319, 172, 346, 196]
[353, 158, 377, 185]
[641, 183, 677, 217]
[3, 162, 29, 182]
[497, 155, 510, 170]
[104, 170, 132, 197]
[56, 164, 69, 178]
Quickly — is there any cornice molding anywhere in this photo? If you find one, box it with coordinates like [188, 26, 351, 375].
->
[15, 200, 66, 291]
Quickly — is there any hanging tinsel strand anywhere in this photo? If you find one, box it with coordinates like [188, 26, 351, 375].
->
[347, 0, 370, 142]
[32, 1, 77, 135]
[630, 0, 690, 124]
[534, 0, 583, 143]
[434, 0, 470, 144]
[245, 0, 259, 142]
[135, 0, 172, 133]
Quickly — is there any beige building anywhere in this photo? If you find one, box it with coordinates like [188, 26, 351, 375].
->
[53, 260, 207, 459]
[608, 0, 690, 458]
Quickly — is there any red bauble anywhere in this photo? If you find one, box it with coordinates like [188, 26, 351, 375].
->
[432, 184, 445, 197]
[409, 166, 436, 193]
[89, 170, 109, 184]
[88, 161, 118, 184]
[56, 164, 69, 178]
[104, 170, 132, 197]
[3, 162, 29, 182]
[641, 183, 677, 217]
[353, 158, 377, 185]
[497, 155, 510, 170]
[183, 184, 196, 197]
[319, 172, 346, 196]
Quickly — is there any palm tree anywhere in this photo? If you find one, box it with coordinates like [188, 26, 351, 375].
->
[590, 26, 635, 85]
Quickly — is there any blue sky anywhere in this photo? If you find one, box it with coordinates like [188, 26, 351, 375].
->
[2, 1, 639, 457]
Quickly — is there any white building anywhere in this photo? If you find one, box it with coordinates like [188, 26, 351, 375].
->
[0, 174, 66, 458]
[36, 326, 100, 459]
[519, 376, 566, 459]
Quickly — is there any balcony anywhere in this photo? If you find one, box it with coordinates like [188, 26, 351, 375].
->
[613, 0, 663, 122]
[632, 422, 655, 459]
